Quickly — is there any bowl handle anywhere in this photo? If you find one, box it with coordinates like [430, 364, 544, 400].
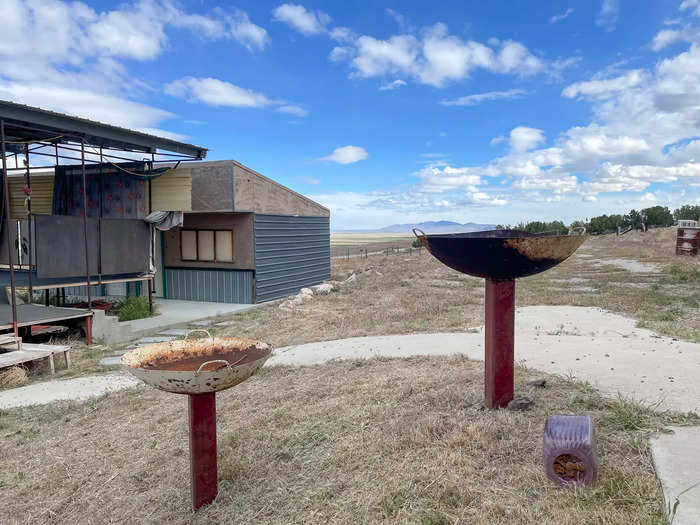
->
[570, 227, 587, 236]
[185, 329, 213, 340]
[412, 228, 426, 238]
[195, 359, 230, 375]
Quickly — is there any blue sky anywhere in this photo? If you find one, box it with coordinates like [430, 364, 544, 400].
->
[1, 0, 699, 228]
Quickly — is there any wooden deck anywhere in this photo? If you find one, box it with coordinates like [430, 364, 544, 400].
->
[0, 304, 92, 331]
[0, 343, 71, 373]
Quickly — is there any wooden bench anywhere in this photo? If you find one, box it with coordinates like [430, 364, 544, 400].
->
[0, 343, 71, 374]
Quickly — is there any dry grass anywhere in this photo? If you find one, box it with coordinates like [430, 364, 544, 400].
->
[2, 355, 697, 524]
[0, 366, 27, 389]
[209, 227, 698, 347]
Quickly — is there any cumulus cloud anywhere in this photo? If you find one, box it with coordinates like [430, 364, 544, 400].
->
[562, 70, 646, 99]
[440, 88, 526, 106]
[681, 0, 700, 16]
[318, 146, 368, 164]
[272, 3, 330, 35]
[331, 22, 570, 88]
[0, 0, 269, 135]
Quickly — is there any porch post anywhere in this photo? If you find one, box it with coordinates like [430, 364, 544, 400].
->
[80, 140, 92, 315]
[0, 120, 19, 346]
[24, 143, 33, 303]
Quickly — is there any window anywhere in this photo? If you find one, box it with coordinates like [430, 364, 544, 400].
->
[181, 230, 234, 262]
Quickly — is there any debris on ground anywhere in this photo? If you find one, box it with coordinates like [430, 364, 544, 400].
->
[507, 396, 533, 411]
[0, 366, 27, 389]
[527, 379, 547, 388]
[279, 282, 338, 309]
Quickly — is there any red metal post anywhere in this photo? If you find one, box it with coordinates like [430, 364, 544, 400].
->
[188, 392, 218, 511]
[484, 278, 515, 409]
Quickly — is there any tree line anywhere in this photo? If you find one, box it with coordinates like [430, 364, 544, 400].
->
[497, 204, 699, 235]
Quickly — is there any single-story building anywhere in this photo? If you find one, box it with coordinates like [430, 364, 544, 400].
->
[5, 120, 330, 306]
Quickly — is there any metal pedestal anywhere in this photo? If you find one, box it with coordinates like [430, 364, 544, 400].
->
[484, 278, 515, 409]
[188, 392, 218, 511]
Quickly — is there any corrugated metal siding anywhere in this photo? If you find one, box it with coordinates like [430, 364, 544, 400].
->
[254, 214, 330, 303]
[9, 176, 54, 219]
[164, 267, 254, 303]
[150, 168, 192, 211]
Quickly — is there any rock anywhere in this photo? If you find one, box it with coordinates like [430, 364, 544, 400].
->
[526, 378, 547, 388]
[507, 396, 533, 411]
[343, 273, 357, 284]
[311, 283, 334, 295]
[299, 287, 314, 296]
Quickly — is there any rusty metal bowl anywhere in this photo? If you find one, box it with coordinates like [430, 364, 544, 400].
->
[121, 334, 272, 394]
[414, 229, 587, 280]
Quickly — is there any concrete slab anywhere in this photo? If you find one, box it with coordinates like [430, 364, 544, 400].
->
[112, 349, 130, 356]
[0, 374, 140, 409]
[99, 357, 122, 366]
[158, 328, 189, 336]
[92, 299, 259, 343]
[272, 306, 700, 413]
[126, 299, 256, 335]
[136, 336, 175, 344]
[651, 427, 700, 525]
[190, 320, 214, 326]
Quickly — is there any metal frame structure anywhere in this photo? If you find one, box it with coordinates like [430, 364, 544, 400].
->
[0, 100, 207, 344]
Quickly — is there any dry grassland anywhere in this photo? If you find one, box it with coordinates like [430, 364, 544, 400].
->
[2, 356, 697, 524]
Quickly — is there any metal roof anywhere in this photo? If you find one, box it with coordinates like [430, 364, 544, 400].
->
[0, 99, 207, 159]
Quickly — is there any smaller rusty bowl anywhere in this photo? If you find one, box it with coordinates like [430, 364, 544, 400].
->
[122, 336, 272, 394]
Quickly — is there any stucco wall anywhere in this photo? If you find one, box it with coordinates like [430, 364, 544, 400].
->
[162, 212, 254, 270]
[190, 161, 234, 212]
[233, 163, 329, 217]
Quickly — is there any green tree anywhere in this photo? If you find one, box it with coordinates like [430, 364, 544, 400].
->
[673, 205, 700, 221]
[642, 206, 674, 227]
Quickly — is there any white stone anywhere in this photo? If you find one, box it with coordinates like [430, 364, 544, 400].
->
[300, 288, 314, 296]
[312, 283, 334, 295]
[343, 273, 357, 284]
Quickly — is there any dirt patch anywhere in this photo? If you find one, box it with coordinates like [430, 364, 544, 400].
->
[1, 356, 696, 523]
[594, 258, 661, 273]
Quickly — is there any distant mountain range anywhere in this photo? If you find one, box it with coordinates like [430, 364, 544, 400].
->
[335, 220, 497, 234]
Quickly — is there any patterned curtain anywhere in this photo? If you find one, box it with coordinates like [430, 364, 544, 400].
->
[52, 162, 148, 219]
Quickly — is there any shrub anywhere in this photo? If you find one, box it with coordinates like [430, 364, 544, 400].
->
[115, 296, 151, 322]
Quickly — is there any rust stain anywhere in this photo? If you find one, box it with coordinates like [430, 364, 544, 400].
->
[504, 235, 586, 262]
[122, 337, 272, 372]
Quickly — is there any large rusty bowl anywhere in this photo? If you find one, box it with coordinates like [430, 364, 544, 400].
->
[415, 229, 587, 280]
[122, 337, 272, 394]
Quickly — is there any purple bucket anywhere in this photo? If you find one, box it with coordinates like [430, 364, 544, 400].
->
[543, 415, 598, 486]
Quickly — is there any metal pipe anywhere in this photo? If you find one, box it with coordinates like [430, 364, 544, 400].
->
[0, 121, 19, 345]
[484, 278, 515, 409]
[24, 143, 33, 302]
[80, 140, 92, 315]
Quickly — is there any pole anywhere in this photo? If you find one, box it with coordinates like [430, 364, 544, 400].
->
[188, 392, 218, 510]
[80, 140, 92, 313]
[24, 143, 33, 303]
[484, 278, 515, 409]
[0, 121, 19, 345]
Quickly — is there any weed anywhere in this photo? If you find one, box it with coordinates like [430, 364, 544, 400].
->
[115, 296, 151, 322]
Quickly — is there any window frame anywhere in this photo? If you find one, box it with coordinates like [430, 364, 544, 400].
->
[180, 229, 235, 263]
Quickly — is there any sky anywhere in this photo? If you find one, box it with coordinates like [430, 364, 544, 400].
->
[1, 0, 699, 229]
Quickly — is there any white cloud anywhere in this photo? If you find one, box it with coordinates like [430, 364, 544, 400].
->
[317, 145, 368, 164]
[379, 79, 407, 91]
[0, 0, 271, 139]
[385, 8, 414, 33]
[165, 76, 309, 117]
[562, 70, 645, 99]
[277, 104, 308, 117]
[329, 46, 354, 62]
[550, 8, 574, 24]
[640, 192, 657, 202]
[507, 127, 546, 153]
[337, 23, 568, 88]
[681, 0, 700, 17]
[165, 77, 271, 108]
[440, 88, 526, 106]
[272, 3, 330, 35]
[329, 27, 356, 43]
[596, 0, 619, 32]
